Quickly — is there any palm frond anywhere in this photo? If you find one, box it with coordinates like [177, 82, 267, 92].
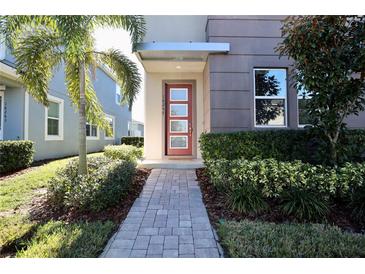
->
[65, 60, 111, 134]
[0, 15, 56, 48]
[13, 29, 63, 105]
[93, 16, 145, 49]
[96, 49, 142, 109]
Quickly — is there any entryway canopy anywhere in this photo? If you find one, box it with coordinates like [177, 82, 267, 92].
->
[134, 42, 230, 73]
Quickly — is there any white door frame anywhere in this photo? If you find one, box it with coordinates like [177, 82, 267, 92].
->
[0, 91, 4, 140]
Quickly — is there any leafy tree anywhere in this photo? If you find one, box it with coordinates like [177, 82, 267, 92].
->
[277, 16, 365, 165]
[0, 16, 145, 174]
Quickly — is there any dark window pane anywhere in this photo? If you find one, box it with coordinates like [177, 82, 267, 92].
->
[91, 125, 97, 137]
[47, 118, 59, 135]
[255, 99, 285, 126]
[255, 69, 287, 97]
[86, 124, 91, 136]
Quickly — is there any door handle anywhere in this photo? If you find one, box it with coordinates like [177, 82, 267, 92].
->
[189, 123, 193, 136]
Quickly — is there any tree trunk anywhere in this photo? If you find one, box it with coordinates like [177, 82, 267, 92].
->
[78, 61, 88, 175]
[326, 129, 340, 167]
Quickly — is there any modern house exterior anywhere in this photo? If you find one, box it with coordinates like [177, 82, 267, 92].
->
[0, 44, 131, 160]
[135, 15, 365, 162]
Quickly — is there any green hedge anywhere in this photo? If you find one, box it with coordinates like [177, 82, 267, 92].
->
[206, 159, 365, 222]
[48, 156, 136, 212]
[104, 144, 143, 163]
[200, 129, 365, 165]
[0, 141, 34, 174]
[121, 136, 144, 148]
[218, 220, 365, 257]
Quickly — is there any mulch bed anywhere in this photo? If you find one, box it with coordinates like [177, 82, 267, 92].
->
[29, 168, 151, 224]
[196, 168, 362, 233]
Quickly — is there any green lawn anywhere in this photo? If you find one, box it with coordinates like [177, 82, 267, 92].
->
[0, 153, 103, 212]
[0, 152, 115, 257]
[16, 221, 115, 258]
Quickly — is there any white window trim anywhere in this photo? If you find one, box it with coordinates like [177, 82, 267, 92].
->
[170, 88, 188, 101]
[170, 136, 188, 149]
[0, 91, 4, 140]
[170, 104, 188, 117]
[170, 120, 188, 133]
[86, 122, 99, 140]
[45, 95, 64, 141]
[253, 68, 288, 128]
[104, 114, 115, 140]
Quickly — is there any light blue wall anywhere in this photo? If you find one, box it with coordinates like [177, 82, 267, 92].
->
[25, 65, 131, 160]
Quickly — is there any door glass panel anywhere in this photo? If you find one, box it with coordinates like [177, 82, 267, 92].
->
[170, 136, 188, 149]
[170, 120, 188, 133]
[170, 88, 188, 101]
[170, 104, 187, 117]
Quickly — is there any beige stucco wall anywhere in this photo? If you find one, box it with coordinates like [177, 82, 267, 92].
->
[144, 72, 204, 160]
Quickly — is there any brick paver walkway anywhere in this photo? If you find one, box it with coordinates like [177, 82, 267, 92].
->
[101, 169, 223, 258]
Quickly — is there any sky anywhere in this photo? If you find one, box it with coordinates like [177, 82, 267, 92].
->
[94, 28, 144, 123]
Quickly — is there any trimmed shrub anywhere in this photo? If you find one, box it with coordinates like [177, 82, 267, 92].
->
[0, 141, 34, 174]
[349, 186, 365, 225]
[218, 220, 365, 257]
[207, 159, 338, 198]
[48, 156, 135, 212]
[227, 184, 268, 215]
[200, 129, 365, 165]
[121, 136, 144, 148]
[279, 188, 329, 222]
[104, 144, 143, 162]
[207, 158, 365, 221]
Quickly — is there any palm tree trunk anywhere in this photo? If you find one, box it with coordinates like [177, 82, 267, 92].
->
[78, 61, 88, 175]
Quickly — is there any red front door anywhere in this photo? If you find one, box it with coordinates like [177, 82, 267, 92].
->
[165, 84, 193, 156]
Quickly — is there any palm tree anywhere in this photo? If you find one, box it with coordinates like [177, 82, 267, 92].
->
[0, 16, 145, 174]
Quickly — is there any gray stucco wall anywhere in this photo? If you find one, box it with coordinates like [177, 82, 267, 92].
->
[27, 65, 131, 160]
[206, 15, 365, 132]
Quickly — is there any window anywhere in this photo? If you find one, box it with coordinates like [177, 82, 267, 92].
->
[254, 68, 287, 127]
[115, 84, 121, 105]
[298, 88, 313, 127]
[86, 122, 98, 139]
[105, 114, 115, 140]
[45, 95, 64, 140]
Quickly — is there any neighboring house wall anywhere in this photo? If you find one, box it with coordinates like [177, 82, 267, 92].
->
[26, 65, 131, 160]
